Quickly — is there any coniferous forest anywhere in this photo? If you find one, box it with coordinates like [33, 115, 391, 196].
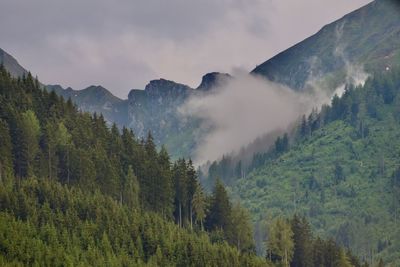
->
[0, 64, 371, 266]
[1, 0, 399, 265]
[204, 68, 400, 265]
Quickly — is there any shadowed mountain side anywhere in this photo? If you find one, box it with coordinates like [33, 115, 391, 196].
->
[252, 0, 400, 91]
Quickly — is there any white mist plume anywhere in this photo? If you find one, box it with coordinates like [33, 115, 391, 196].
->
[180, 70, 332, 164]
[181, 22, 370, 166]
[333, 21, 369, 96]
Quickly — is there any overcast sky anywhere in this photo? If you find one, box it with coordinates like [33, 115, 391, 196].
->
[0, 0, 371, 98]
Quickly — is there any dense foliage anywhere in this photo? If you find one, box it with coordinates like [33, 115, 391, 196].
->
[0, 65, 363, 266]
[0, 177, 270, 266]
[0, 66, 262, 265]
[218, 69, 400, 265]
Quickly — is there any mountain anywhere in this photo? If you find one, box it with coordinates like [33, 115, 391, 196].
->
[252, 0, 400, 91]
[0, 48, 28, 78]
[40, 0, 400, 161]
[46, 84, 128, 127]
[46, 72, 230, 159]
[228, 69, 400, 265]
[1, 1, 399, 161]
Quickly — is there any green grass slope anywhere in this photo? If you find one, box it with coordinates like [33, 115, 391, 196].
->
[232, 70, 400, 265]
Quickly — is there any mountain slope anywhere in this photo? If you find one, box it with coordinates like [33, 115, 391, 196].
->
[46, 84, 128, 127]
[252, 0, 400, 91]
[231, 69, 400, 264]
[0, 48, 28, 78]
[46, 72, 230, 159]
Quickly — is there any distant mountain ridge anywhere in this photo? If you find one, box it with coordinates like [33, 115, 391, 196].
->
[46, 72, 231, 158]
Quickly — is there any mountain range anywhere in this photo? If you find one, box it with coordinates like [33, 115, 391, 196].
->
[1, 0, 400, 264]
[2, 0, 400, 161]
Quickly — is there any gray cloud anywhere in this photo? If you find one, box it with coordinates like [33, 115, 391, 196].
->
[0, 0, 371, 98]
[179, 69, 334, 164]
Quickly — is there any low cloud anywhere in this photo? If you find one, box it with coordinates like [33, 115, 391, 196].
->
[181, 50, 370, 165]
[180, 70, 333, 164]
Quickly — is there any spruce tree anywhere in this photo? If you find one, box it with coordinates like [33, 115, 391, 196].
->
[18, 110, 40, 177]
[267, 217, 294, 267]
[124, 165, 140, 210]
[206, 178, 232, 237]
[192, 181, 206, 230]
[0, 119, 13, 184]
[158, 146, 174, 217]
[290, 215, 313, 267]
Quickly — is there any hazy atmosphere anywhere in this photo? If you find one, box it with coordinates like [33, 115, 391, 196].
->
[1, 0, 370, 98]
[1, 0, 400, 265]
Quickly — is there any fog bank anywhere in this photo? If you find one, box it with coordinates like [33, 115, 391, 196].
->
[180, 70, 333, 164]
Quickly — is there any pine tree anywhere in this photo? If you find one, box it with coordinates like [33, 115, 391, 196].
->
[312, 237, 325, 267]
[206, 178, 232, 237]
[17, 110, 40, 177]
[143, 131, 159, 211]
[158, 146, 174, 218]
[186, 159, 197, 228]
[0, 119, 13, 184]
[300, 115, 309, 138]
[173, 159, 188, 227]
[230, 202, 254, 252]
[124, 165, 140, 210]
[336, 248, 354, 267]
[55, 122, 72, 184]
[267, 217, 294, 267]
[44, 120, 58, 180]
[290, 215, 313, 267]
[324, 239, 340, 267]
[192, 182, 206, 230]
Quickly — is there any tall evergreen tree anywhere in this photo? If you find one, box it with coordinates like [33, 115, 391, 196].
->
[205, 178, 232, 237]
[192, 181, 206, 230]
[230, 202, 254, 252]
[124, 165, 140, 210]
[290, 215, 313, 267]
[0, 119, 13, 184]
[17, 110, 40, 177]
[186, 159, 197, 228]
[266, 217, 294, 267]
[158, 146, 174, 217]
[173, 159, 188, 227]
[143, 131, 159, 211]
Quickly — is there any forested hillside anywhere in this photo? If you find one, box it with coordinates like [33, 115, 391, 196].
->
[222, 68, 400, 265]
[0, 65, 365, 266]
[0, 66, 261, 266]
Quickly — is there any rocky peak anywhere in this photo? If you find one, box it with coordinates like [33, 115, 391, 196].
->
[145, 79, 193, 95]
[197, 72, 231, 91]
